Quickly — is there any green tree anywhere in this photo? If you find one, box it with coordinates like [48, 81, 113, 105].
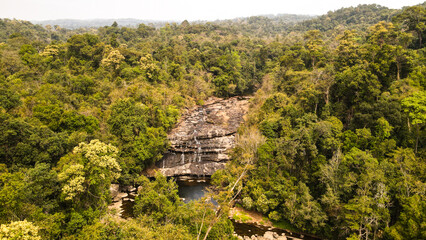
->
[304, 30, 325, 69]
[334, 30, 361, 71]
[387, 194, 426, 240]
[342, 148, 390, 240]
[133, 173, 181, 223]
[393, 5, 426, 48]
[401, 91, 426, 152]
[107, 99, 171, 170]
[0, 88, 21, 111]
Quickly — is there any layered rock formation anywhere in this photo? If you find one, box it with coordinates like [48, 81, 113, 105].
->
[157, 97, 250, 177]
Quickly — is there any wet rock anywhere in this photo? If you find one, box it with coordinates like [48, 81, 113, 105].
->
[160, 162, 227, 177]
[110, 184, 119, 199]
[263, 231, 275, 240]
[113, 192, 128, 202]
[237, 231, 288, 240]
[121, 185, 135, 192]
[108, 200, 123, 216]
[157, 97, 249, 177]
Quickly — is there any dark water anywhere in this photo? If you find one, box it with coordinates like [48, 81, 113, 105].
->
[177, 177, 211, 203]
[119, 178, 210, 217]
[121, 199, 134, 218]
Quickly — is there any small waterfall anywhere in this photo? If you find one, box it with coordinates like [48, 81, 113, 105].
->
[181, 152, 185, 165]
[194, 129, 202, 163]
[157, 97, 249, 177]
[196, 108, 206, 163]
[181, 140, 185, 165]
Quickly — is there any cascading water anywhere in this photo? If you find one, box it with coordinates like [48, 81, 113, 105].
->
[156, 97, 249, 177]
[181, 143, 185, 165]
[193, 129, 202, 163]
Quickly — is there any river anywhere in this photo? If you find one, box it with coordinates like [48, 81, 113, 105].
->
[118, 178, 320, 239]
[177, 177, 211, 203]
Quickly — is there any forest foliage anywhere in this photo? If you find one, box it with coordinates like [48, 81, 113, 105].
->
[0, 3, 425, 240]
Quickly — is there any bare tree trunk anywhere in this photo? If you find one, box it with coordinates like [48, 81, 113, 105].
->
[202, 164, 249, 240]
[415, 124, 419, 153]
[203, 225, 214, 240]
[373, 227, 377, 240]
[197, 207, 207, 240]
[325, 86, 330, 105]
[418, 30, 423, 48]
[397, 61, 401, 80]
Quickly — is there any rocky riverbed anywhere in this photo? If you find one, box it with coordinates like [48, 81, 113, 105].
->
[236, 231, 289, 240]
[108, 184, 138, 218]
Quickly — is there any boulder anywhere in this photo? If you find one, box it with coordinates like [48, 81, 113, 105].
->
[263, 231, 275, 240]
[110, 184, 120, 199]
[113, 192, 128, 202]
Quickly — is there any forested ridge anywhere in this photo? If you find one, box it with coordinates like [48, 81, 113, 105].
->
[0, 3, 425, 240]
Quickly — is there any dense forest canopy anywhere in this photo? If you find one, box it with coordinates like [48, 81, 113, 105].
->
[0, 2, 425, 240]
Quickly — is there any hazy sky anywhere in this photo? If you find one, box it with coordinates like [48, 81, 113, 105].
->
[1, 0, 424, 21]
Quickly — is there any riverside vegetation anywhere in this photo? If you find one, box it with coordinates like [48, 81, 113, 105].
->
[0, 3, 425, 240]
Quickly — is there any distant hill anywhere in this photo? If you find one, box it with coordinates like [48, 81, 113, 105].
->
[31, 14, 315, 32]
[212, 14, 315, 36]
[10, 2, 425, 39]
[0, 18, 49, 42]
[291, 4, 399, 32]
[31, 18, 172, 29]
[27, 4, 400, 36]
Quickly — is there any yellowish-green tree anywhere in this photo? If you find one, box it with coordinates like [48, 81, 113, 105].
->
[140, 54, 160, 82]
[101, 49, 124, 70]
[0, 220, 41, 240]
[58, 140, 121, 208]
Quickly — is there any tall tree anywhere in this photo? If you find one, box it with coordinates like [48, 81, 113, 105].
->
[401, 91, 426, 153]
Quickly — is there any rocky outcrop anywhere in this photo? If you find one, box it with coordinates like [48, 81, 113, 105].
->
[236, 231, 288, 240]
[108, 184, 136, 218]
[157, 97, 250, 177]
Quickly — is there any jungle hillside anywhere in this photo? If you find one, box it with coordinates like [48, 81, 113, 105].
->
[0, 2, 425, 240]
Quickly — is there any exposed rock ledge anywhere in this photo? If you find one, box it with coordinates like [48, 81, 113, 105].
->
[159, 162, 227, 177]
[236, 231, 288, 240]
[156, 96, 250, 177]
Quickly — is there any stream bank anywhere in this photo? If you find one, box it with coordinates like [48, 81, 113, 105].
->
[109, 180, 320, 240]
